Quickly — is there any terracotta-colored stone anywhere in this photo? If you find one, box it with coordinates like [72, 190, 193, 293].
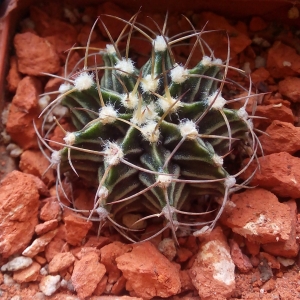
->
[63, 211, 93, 246]
[84, 236, 111, 249]
[0, 171, 39, 258]
[179, 269, 195, 293]
[6, 56, 22, 93]
[93, 274, 108, 296]
[176, 247, 193, 263]
[267, 42, 300, 78]
[260, 252, 280, 269]
[116, 241, 181, 299]
[22, 229, 58, 258]
[27, 174, 50, 197]
[77, 24, 98, 46]
[19, 150, 55, 187]
[6, 76, 43, 150]
[249, 16, 268, 32]
[71, 251, 106, 299]
[189, 227, 235, 300]
[251, 67, 270, 84]
[35, 220, 59, 236]
[48, 252, 75, 274]
[262, 200, 299, 258]
[100, 241, 129, 284]
[229, 239, 253, 273]
[13, 262, 41, 283]
[221, 188, 291, 244]
[40, 197, 61, 221]
[14, 32, 60, 75]
[45, 236, 68, 263]
[240, 152, 300, 198]
[245, 240, 260, 256]
[193, 12, 252, 60]
[259, 120, 300, 155]
[278, 76, 300, 102]
[111, 275, 127, 295]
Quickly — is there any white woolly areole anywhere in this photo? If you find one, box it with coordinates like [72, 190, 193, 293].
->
[99, 105, 117, 124]
[96, 207, 110, 221]
[212, 154, 223, 167]
[201, 56, 212, 66]
[170, 65, 188, 84]
[141, 75, 159, 93]
[104, 142, 123, 165]
[213, 58, 223, 65]
[158, 96, 182, 113]
[59, 83, 72, 94]
[179, 120, 198, 140]
[157, 174, 173, 188]
[51, 151, 61, 166]
[74, 72, 94, 91]
[131, 102, 158, 125]
[207, 90, 226, 109]
[106, 44, 116, 54]
[97, 186, 109, 200]
[225, 176, 236, 188]
[115, 58, 134, 76]
[153, 35, 168, 52]
[63, 132, 75, 145]
[237, 107, 248, 120]
[122, 92, 139, 109]
[141, 122, 160, 143]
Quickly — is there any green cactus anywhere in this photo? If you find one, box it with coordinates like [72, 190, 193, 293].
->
[38, 14, 258, 243]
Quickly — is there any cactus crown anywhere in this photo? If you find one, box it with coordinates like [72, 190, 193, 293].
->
[38, 12, 258, 243]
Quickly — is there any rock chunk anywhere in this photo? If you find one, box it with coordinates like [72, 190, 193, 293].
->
[116, 241, 181, 299]
[49, 252, 75, 274]
[278, 76, 300, 102]
[221, 188, 291, 244]
[189, 227, 235, 300]
[0, 171, 39, 258]
[241, 152, 300, 198]
[14, 32, 60, 75]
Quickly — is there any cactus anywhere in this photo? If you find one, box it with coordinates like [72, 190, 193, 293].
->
[37, 13, 258, 243]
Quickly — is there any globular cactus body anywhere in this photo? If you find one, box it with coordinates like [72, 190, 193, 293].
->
[39, 14, 257, 242]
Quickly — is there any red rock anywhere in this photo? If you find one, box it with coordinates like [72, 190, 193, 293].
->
[267, 42, 300, 78]
[0, 171, 39, 258]
[260, 252, 280, 269]
[22, 229, 57, 258]
[240, 152, 300, 198]
[19, 150, 55, 187]
[40, 197, 61, 221]
[63, 211, 92, 246]
[84, 236, 111, 249]
[48, 252, 75, 274]
[77, 24, 98, 46]
[179, 270, 195, 293]
[221, 188, 291, 244]
[116, 241, 181, 299]
[189, 227, 235, 300]
[259, 121, 300, 155]
[245, 240, 260, 256]
[251, 103, 294, 129]
[176, 247, 193, 263]
[250, 67, 270, 84]
[6, 76, 43, 150]
[71, 251, 106, 299]
[35, 220, 59, 236]
[111, 275, 127, 295]
[229, 239, 253, 273]
[93, 274, 108, 296]
[193, 12, 251, 61]
[27, 174, 50, 197]
[249, 16, 268, 32]
[262, 200, 299, 258]
[14, 32, 60, 75]
[90, 297, 142, 300]
[6, 56, 22, 93]
[100, 241, 129, 284]
[97, 2, 132, 40]
[13, 262, 41, 283]
[278, 77, 300, 102]
[45, 237, 68, 263]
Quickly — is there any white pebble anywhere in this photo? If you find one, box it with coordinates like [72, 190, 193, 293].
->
[39, 275, 61, 296]
[1, 256, 33, 272]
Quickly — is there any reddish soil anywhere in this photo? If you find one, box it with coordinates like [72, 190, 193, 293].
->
[1, 1, 300, 299]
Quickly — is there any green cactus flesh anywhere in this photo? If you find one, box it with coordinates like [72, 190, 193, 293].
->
[40, 18, 257, 242]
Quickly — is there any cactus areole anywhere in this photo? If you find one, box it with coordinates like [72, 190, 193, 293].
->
[38, 14, 258, 243]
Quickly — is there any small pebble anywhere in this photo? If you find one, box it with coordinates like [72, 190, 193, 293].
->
[1, 256, 33, 272]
